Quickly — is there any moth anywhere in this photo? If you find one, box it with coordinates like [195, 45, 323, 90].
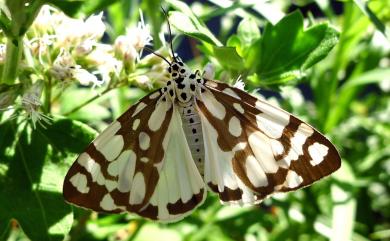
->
[63, 17, 341, 223]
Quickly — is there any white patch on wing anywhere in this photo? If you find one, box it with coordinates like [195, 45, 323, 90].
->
[107, 150, 137, 192]
[256, 113, 288, 139]
[149, 91, 160, 99]
[77, 153, 105, 185]
[132, 119, 140, 131]
[284, 170, 303, 188]
[228, 116, 242, 137]
[108, 150, 134, 176]
[148, 101, 171, 131]
[129, 172, 146, 205]
[132, 102, 147, 117]
[233, 103, 245, 114]
[95, 134, 124, 162]
[139, 132, 150, 150]
[201, 91, 226, 120]
[255, 100, 290, 139]
[222, 88, 240, 100]
[248, 131, 279, 173]
[117, 150, 137, 193]
[105, 180, 117, 192]
[309, 142, 329, 166]
[270, 139, 284, 156]
[100, 193, 117, 211]
[277, 123, 314, 167]
[93, 121, 121, 147]
[245, 155, 268, 187]
[140, 157, 149, 163]
[69, 173, 90, 193]
[206, 81, 218, 88]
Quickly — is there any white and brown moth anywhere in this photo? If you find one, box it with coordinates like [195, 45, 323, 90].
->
[63, 21, 341, 222]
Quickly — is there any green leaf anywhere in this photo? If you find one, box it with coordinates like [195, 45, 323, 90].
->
[0, 9, 12, 37]
[213, 46, 244, 71]
[237, 18, 260, 46]
[302, 25, 339, 70]
[353, 0, 389, 39]
[81, 0, 120, 16]
[166, 0, 221, 46]
[0, 118, 96, 241]
[342, 68, 390, 88]
[0, 83, 23, 108]
[246, 11, 339, 86]
[331, 163, 357, 241]
[44, 0, 84, 17]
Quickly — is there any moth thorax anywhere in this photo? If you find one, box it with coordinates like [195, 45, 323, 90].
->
[178, 101, 205, 176]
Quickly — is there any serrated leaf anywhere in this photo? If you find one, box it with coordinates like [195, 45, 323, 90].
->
[0, 118, 96, 241]
[246, 11, 339, 86]
[168, 11, 218, 45]
[166, 0, 221, 46]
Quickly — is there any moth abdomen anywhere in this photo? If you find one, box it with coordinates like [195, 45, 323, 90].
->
[179, 102, 205, 176]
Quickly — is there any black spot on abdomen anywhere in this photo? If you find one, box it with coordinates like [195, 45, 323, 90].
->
[180, 93, 187, 101]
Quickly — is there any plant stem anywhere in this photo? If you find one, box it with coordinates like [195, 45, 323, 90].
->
[1, 37, 23, 85]
[44, 77, 52, 113]
[63, 87, 114, 116]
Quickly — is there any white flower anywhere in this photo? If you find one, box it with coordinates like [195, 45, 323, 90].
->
[114, 35, 138, 63]
[87, 44, 122, 82]
[71, 68, 102, 87]
[129, 10, 153, 50]
[134, 75, 153, 89]
[114, 10, 152, 62]
[32, 5, 57, 33]
[28, 34, 55, 64]
[84, 12, 106, 40]
[233, 75, 245, 90]
[74, 39, 94, 56]
[50, 49, 76, 80]
[55, 12, 105, 47]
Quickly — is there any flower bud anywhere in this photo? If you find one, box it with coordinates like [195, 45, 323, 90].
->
[71, 68, 99, 87]
[84, 12, 106, 40]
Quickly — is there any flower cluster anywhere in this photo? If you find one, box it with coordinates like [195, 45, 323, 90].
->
[1, 5, 171, 128]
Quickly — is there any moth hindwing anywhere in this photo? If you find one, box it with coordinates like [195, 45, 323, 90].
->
[63, 56, 341, 222]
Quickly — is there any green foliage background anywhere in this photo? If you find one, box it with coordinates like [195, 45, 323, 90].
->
[0, 0, 389, 241]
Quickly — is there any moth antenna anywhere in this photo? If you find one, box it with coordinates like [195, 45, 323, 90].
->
[161, 7, 176, 62]
[144, 46, 171, 65]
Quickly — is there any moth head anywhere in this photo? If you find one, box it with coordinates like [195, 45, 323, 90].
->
[167, 56, 188, 79]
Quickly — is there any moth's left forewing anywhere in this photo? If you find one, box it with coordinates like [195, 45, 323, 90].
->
[63, 90, 175, 214]
[197, 79, 341, 203]
[64, 89, 207, 222]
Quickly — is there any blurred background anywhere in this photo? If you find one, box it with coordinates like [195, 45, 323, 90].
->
[0, 0, 389, 241]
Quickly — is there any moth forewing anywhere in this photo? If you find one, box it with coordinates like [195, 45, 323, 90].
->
[198, 79, 341, 200]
